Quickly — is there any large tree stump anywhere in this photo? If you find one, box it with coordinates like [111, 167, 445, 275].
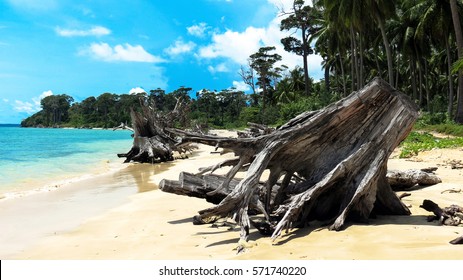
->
[166, 77, 419, 244]
[118, 98, 195, 163]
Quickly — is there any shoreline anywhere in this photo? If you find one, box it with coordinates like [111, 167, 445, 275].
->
[2, 130, 463, 260]
[0, 125, 133, 199]
[0, 161, 167, 259]
[0, 158, 131, 201]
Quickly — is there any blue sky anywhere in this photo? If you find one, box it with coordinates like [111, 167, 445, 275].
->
[0, 0, 323, 124]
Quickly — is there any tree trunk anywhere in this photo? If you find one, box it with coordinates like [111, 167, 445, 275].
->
[410, 57, 417, 102]
[450, 0, 463, 123]
[377, 15, 394, 86]
[118, 98, 195, 163]
[166, 78, 418, 244]
[302, 27, 311, 96]
[446, 38, 455, 119]
[339, 53, 347, 97]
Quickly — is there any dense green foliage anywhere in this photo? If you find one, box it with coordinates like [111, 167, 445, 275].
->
[22, 0, 463, 132]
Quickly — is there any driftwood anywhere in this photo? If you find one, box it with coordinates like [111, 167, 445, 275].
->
[160, 172, 275, 228]
[450, 236, 463, 244]
[420, 199, 463, 226]
[237, 122, 275, 138]
[386, 168, 442, 191]
[118, 98, 196, 163]
[160, 172, 242, 205]
[420, 199, 463, 245]
[164, 78, 419, 245]
[113, 122, 134, 133]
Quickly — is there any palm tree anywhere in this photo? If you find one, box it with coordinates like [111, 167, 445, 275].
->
[366, 0, 397, 86]
[450, 0, 463, 123]
[412, 0, 455, 116]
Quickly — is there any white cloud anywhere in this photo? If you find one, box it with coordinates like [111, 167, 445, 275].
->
[56, 26, 111, 37]
[82, 43, 165, 63]
[14, 90, 53, 114]
[129, 87, 146, 95]
[38, 90, 53, 99]
[187, 23, 209, 37]
[3, 99, 9, 103]
[199, 27, 266, 65]
[14, 100, 36, 114]
[164, 39, 196, 56]
[231, 81, 250, 92]
[207, 63, 229, 74]
[197, 0, 322, 78]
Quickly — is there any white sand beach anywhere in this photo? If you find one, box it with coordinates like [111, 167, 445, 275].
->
[1, 130, 463, 260]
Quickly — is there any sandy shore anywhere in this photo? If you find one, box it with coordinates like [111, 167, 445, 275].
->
[2, 130, 463, 260]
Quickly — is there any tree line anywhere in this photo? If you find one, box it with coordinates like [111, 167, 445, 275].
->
[22, 0, 463, 128]
[301, 0, 463, 123]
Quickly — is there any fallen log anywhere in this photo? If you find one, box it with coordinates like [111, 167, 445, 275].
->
[160, 172, 241, 204]
[166, 77, 418, 244]
[160, 172, 272, 225]
[386, 168, 442, 191]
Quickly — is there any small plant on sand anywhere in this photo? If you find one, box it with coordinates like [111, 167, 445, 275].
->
[399, 131, 463, 158]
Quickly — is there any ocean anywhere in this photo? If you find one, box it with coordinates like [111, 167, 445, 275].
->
[0, 124, 133, 197]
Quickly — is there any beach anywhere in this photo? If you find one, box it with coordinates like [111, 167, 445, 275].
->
[1, 130, 463, 260]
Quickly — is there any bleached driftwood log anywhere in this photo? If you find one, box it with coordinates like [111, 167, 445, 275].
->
[165, 77, 419, 245]
[386, 168, 442, 191]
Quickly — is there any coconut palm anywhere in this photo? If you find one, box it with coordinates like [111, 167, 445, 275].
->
[449, 0, 463, 123]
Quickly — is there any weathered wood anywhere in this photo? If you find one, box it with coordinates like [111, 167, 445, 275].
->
[166, 77, 419, 244]
[118, 98, 196, 163]
[420, 199, 463, 245]
[420, 199, 463, 226]
[113, 122, 134, 132]
[160, 172, 272, 225]
[159, 172, 240, 204]
[237, 122, 275, 138]
[450, 236, 463, 245]
[386, 168, 442, 191]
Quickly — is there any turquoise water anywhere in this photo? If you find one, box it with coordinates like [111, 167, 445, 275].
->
[0, 124, 133, 196]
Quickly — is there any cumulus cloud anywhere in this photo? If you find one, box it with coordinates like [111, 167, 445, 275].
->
[231, 81, 251, 92]
[56, 26, 111, 37]
[14, 90, 53, 114]
[129, 87, 146, 95]
[14, 100, 36, 114]
[187, 22, 209, 37]
[3, 98, 9, 103]
[164, 39, 196, 56]
[199, 27, 266, 65]
[207, 63, 229, 74]
[197, 0, 322, 79]
[82, 43, 165, 63]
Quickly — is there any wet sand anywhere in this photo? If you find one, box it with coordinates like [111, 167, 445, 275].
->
[2, 130, 463, 260]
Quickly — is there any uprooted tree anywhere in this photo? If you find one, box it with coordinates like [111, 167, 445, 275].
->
[117, 98, 197, 163]
[161, 77, 420, 245]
